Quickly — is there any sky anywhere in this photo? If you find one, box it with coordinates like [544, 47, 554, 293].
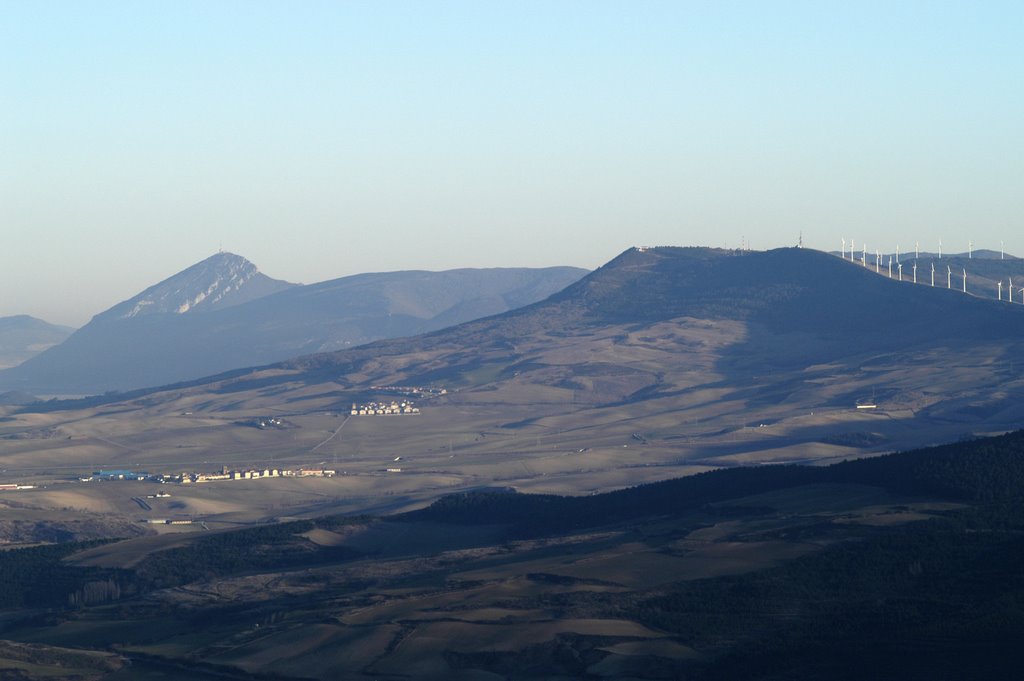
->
[3, 1, 1022, 326]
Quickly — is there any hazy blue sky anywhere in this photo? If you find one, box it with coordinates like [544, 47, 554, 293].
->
[3, 1, 1022, 326]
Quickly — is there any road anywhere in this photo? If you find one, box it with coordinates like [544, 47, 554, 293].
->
[311, 415, 351, 453]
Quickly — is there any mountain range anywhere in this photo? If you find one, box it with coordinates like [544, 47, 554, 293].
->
[0, 253, 586, 395]
[13, 246, 1022, 486]
[81, 245, 1024, 469]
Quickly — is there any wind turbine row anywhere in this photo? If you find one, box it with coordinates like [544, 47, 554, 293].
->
[837, 239, 1006, 262]
[836, 239, 999, 297]
[837, 239, 1024, 302]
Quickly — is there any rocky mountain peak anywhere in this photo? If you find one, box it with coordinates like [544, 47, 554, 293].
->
[98, 252, 294, 321]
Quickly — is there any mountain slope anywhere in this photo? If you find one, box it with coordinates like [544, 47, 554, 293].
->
[277, 245, 1024, 381]
[0, 315, 74, 369]
[0, 255, 587, 395]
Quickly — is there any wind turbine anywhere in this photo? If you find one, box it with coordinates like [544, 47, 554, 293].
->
[947, 265, 952, 289]
[1011, 277, 1014, 303]
[898, 262, 903, 281]
[875, 250, 881, 273]
[999, 281, 1003, 301]
[969, 241, 973, 259]
[913, 262, 917, 284]
[842, 238, 846, 259]
[888, 256, 893, 278]
[896, 244, 900, 263]
[862, 245, 867, 266]
[963, 268, 967, 293]
[916, 241, 919, 259]
[931, 262, 935, 287]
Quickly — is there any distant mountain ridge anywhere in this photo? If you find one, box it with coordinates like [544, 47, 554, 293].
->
[0, 254, 587, 395]
[0, 315, 74, 369]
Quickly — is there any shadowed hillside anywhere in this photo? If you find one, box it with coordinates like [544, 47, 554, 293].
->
[4, 430, 1024, 679]
[277, 246, 1024, 379]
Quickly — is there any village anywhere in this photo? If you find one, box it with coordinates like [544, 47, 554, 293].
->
[350, 400, 420, 415]
[369, 384, 447, 397]
[81, 465, 336, 485]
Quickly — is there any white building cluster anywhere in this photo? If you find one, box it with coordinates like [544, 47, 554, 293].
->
[162, 467, 336, 484]
[350, 401, 420, 416]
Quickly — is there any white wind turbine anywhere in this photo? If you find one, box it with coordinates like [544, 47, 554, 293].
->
[947, 265, 952, 289]
[888, 256, 893, 278]
[999, 281, 1003, 301]
[916, 241, 920, 259]
[913, 262, 917, 283]
[875, 250, 881, 273]
[931, 262, 935, 287]
[963, 268, 967, 293]
[842, 238, 846, 259]
[1011, 277, 1014, 303]
[898, 262, 903, 281]
[862, 245, 867, 266]
[969, 241, 973, 258]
